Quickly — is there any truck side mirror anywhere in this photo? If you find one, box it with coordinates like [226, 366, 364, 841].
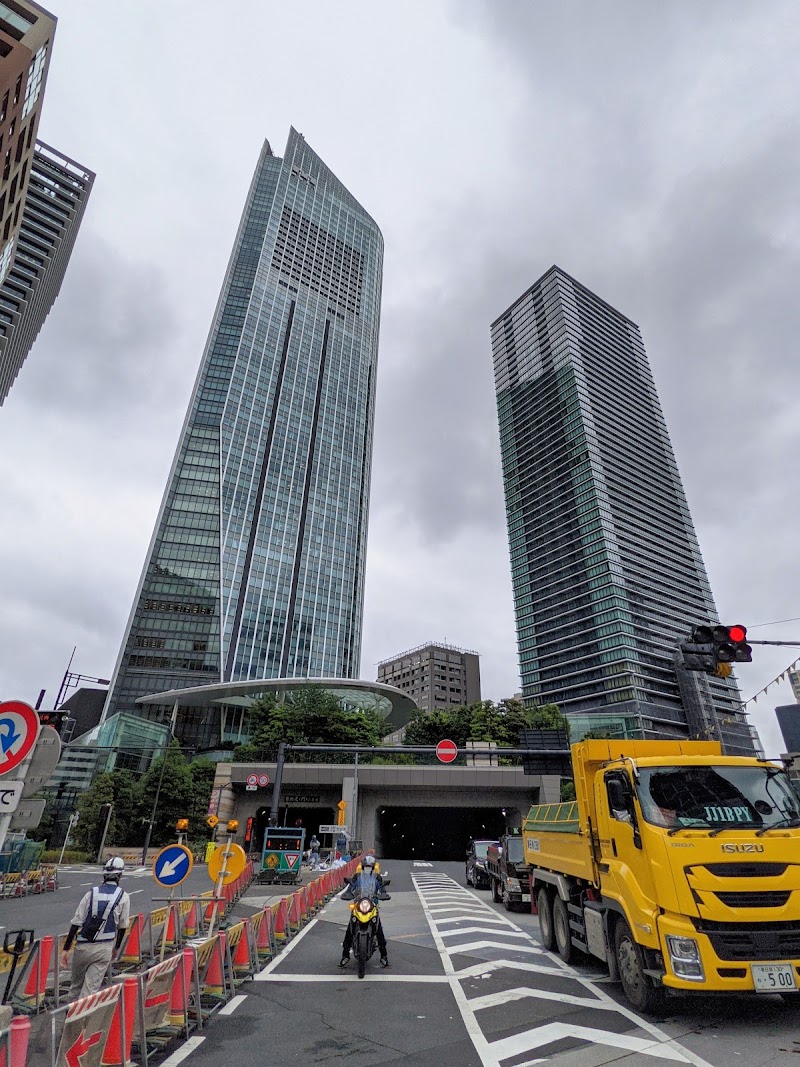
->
[607, 779, 628, 812]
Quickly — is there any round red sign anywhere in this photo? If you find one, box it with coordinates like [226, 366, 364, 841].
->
[436, 739, 458, 764]
[0, 700, 40, 777]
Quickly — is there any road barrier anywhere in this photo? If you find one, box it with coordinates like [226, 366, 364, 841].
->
[2, 855, 362, 1067]
[0, 870, 56, 901]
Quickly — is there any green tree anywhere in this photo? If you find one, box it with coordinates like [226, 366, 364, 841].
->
[233, 686, 388, 762]
[73, 772, 116, 855]
[134, 740, 193, 847]
[188, 758, 217, 835]
[108, 769, 137, 845]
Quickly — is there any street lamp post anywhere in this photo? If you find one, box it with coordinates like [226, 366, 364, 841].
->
[140, 701, 179, 866]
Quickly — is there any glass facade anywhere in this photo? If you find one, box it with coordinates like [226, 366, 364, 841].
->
[104, 129, 383, 747]
[492, 266, 756, 755]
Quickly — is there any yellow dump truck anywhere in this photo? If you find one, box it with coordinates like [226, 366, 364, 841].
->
[524, 739, 800, 1011]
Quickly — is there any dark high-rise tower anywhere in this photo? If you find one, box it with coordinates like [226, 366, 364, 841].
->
[491, 266, 756, 755]
[104, 129, 383, 730]
[0, 141, 94, 403]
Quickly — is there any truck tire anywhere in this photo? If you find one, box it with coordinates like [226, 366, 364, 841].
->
[614, 918, 666, 1015]
[492, 878, 502, 904]
[537, 888, 557, 952]
[552, 896, 575, 964]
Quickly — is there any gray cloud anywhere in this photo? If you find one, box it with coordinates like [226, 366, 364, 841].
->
[12, 233, 179, 416]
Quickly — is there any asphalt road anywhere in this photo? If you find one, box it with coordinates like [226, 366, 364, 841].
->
[170, 859, 800, 1067]
[0, 863, 216, 940]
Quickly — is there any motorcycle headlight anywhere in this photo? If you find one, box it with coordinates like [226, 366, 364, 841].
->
[665, 936, 704, 981]
[358, 898, 373, 914]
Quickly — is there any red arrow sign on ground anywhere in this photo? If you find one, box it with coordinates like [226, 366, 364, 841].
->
[65, 1030, 103, 1067]
[436, 739, 458, 764]
[145, 992, 170, 1009]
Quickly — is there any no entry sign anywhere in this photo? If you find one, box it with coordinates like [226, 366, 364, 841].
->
[436, 739, 458, 764]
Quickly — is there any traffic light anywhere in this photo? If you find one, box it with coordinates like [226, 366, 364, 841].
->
[680, 624, 752, 674]
[38, 710, 69, 735]
[712, 625, 752, 665]
[679, 625, 716, 673]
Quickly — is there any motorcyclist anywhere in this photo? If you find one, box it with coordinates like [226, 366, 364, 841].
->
[340, 853, 389, 968]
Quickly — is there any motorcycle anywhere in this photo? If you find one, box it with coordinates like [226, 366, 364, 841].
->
[343, 872, 391, 978]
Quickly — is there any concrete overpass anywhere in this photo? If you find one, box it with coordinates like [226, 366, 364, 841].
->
[212, 760, 560, 860]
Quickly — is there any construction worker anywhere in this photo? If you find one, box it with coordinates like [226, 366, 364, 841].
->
[61, 856, 131, 999]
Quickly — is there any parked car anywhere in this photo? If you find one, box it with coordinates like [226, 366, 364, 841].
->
[465, 838, 498, 889]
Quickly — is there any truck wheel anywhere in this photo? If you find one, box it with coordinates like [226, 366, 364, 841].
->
[552, 896, 575, 964]
[614, 919, 666, 1015]
[492, 879, 501, 903]
[537, 888, 557, 952]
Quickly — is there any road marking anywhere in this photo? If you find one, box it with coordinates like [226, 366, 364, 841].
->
[254, 899, 331, 979]
[413, 874, 715, 1067]
[159, 1035, 205, 1067]
[439, 926, 528, 940]
[257, 973, 451, 983]
[218, 993, 247, 1014]
[130, 889, 144, 895]
[491, 1022, 690, 1063]
[80, 882, 92, 886]
[413, 877, 512, 1067]
[468, 986, 621, 1012]
[433, 915, 513, 926]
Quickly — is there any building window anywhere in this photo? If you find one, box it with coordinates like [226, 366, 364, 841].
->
[22, 44, 47, 119]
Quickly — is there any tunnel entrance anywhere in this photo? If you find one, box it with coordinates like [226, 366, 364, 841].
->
[252, 805, 335, 856]
[376, 806, 511, 861]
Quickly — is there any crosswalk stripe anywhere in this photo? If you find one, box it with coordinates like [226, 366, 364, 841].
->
[438, 927, 529, 940]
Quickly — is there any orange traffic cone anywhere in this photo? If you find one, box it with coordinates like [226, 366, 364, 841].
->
[170, 949, 194, 1027]
[255, 908, 274, 961]
[102, 976, 137, 1066]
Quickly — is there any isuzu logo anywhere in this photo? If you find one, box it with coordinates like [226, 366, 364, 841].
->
[721, 842, 764, 853]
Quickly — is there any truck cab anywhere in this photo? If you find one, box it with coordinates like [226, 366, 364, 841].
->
[525, 740, 800, 1011]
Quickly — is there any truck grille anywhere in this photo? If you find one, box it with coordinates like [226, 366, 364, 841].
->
[702, 863, 788, 878]
[715, 891, 791, 908]
[694, 919, 800, 961]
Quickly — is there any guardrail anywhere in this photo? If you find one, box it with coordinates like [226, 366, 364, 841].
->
[0, 856, 361, 1067]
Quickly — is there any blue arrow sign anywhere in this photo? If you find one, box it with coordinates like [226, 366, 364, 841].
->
[0, 719, 21, 754]
[153, 843, 193, 887]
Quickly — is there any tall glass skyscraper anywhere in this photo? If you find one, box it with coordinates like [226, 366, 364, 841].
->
[104, 129, 383, 737]
[491, 266, 756, 755]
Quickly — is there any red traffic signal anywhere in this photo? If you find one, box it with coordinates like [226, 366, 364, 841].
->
[728, 625, 747, 643]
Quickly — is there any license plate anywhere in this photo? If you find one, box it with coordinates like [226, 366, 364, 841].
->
[752, 963, 798, 992]
[521, 894, 531, 902]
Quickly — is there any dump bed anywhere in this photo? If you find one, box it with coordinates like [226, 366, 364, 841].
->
[523, 800, 595, 882]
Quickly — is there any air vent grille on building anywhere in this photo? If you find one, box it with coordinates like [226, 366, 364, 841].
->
[272, 206, 363, 316]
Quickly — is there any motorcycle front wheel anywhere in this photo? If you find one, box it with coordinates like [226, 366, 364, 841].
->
[355, 931, 371, 979]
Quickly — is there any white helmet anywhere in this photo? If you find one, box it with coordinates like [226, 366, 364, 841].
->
[362, 853, 376, 871]
[103, 856, 125, 880]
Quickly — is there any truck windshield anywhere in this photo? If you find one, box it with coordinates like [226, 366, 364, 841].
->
[474, 842, 491, 858]
[637, 765, 800, 830]
[505, 837, 524, 862]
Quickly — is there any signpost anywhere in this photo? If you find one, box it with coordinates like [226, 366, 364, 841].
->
[0, 700, 43, 856]
[208, 841, 246, 885]
[152, 843, 193, 888]
[436, 739, 458, 764]
[0, 781, 23, 814]
[0, 701, 40, 777]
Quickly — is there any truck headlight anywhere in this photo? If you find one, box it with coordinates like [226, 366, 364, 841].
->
[507, 878, 521, 892]
[665, 936, 704, 981]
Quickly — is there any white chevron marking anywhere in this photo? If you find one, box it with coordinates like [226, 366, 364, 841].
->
[490, 1022, 690, 1063]
[439, 926, 528, 939]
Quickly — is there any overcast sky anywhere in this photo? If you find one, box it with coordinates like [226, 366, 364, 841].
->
[1, 1, 798, 757]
